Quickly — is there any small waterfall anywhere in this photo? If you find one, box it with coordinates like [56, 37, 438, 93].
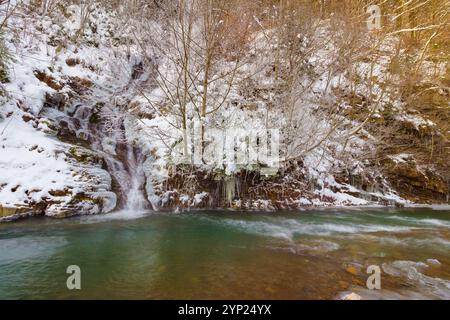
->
[68, 101, 150, 212]
[102, 154, 131, 200]
[43, 57, 155, 215]
[124, 144, 148, 211]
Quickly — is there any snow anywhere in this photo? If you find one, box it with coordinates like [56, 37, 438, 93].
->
[316, 187, 369, 206]
[388, 153, 413, 164]
[297, 197, 312, 206]
[1, 1, 445, 218]
[0, 116, 76, 206]
[0, 3, 130, 215]
[396, 113, 436, 130]
[194, 192, 209, 205]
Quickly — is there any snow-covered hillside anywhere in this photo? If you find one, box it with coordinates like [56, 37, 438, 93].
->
[0, 2, 133, 220]
[0, 1, 448, 221]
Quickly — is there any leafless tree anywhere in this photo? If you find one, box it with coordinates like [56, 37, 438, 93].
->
[131, 0, 259, 163]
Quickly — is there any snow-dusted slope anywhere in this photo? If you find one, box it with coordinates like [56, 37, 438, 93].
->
[0, 3, 131, 220]
[0, 2, 448, 221]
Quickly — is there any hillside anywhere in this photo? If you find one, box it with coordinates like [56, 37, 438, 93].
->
[0, 0, 449, 221]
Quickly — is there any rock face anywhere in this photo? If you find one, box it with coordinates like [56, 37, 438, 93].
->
[0, 139, 118, 221]
[1, 90, 119, 221]
[43, 157, 118, 219]
[0, 206, 31, 221]
[383, 156, 449, 204]
[35, 104, 125, 218]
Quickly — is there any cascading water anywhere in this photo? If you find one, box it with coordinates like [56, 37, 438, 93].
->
[123, 144, 148, 211]
[46, 57, 155, 214]
[65, 101, 151, 213]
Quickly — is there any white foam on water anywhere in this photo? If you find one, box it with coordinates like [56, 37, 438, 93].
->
[219, 219, 295, 240]
[295, 239, 341, 253]
[268, 239, 340, 255]
[217, 217, 416, 240]
[338, 233, 450, 252]
[419, 219, 450, 227]
[80, 209, 149, 223]
[382, 260, 450, 299]
[339, 287, 439, 300]
[366, 214, 450, 229]
[412, 237, 450, 249]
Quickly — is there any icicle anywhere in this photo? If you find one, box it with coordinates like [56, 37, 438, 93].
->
[224, 176, 236, 206]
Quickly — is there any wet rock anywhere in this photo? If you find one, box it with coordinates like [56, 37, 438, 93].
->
[0, 206, 19, 217]
[87, 191, 117, 213]
[45, 191, 107, 218]
[66, 58, 81, 66]
[67, 146, 103, 166]
[346, 266, 359, 276]
[67, 76, 93, 94]
[426, 259, 441, 267]
[341, 292, 362, 300]
[45, 204, 77, 218]
[0, 205, 32, 222]
[44, 92, 67, 111]
[48, 189, 70, 197]
[22, 114, 35, 122]
[343, 262, 363, 276]
[34, 70, 63, 90]
[38, 118, 59, 134]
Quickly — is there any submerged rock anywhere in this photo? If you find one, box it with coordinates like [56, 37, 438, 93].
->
[345, 266, 359, 276]
[426, 259, 441, 267]
[341, 292, 362, 300]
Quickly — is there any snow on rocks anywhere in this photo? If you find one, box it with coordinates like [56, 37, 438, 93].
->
[0, 114, 117, 220]
[0, 3, 129, 220]
[395, 113, 436, 131]
[0, 117, 74, 206]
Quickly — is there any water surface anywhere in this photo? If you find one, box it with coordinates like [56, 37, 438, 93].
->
[0, 208, 449, 299]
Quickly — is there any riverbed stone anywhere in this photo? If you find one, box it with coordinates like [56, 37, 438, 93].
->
[341, 292, 362, 300]
[345, 266, 359, 275]
[426, 259, 441, 266]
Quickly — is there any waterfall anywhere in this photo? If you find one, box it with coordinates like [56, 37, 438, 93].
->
[42, 57, 155, 215]
[69, 101, 150, 212]
[124, 144, 148, 211]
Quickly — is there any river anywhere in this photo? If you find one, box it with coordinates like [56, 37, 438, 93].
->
[0, 208, 449, 299]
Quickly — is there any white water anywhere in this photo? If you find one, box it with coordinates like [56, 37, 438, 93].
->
[124, 144, 148, 211]
[213, 217, 419, 241]
[81, 147, 150, 222]
[83, 113, 150, 213]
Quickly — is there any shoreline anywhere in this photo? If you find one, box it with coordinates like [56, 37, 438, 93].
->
[2, 203, 450, 224]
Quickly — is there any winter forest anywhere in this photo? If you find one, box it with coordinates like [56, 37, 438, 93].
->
[0, 0, 449, 218]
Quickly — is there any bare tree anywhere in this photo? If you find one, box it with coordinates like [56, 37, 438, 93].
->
[40, 0, 60, 16]
[132, 0, 258, 164]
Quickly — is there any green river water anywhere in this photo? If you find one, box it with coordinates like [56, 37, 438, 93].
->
[0, 208, 449, 299]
